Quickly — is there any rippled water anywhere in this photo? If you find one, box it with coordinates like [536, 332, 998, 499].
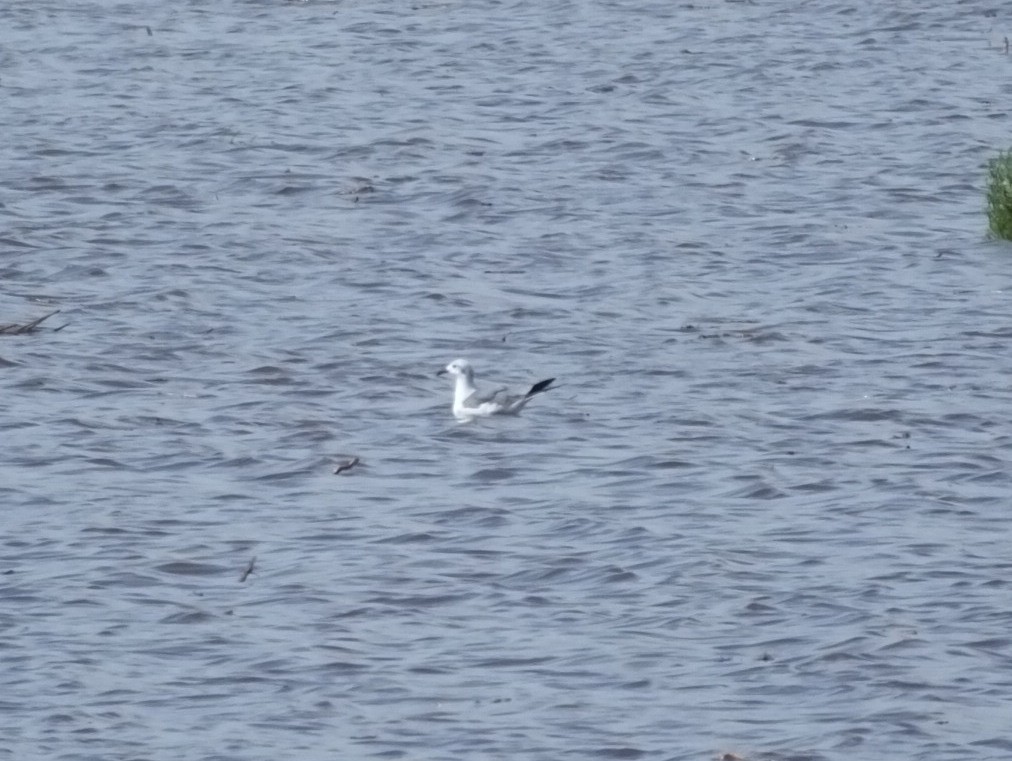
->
[3, 1, 1012, 759]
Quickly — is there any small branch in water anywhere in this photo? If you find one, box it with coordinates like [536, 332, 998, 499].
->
[239, 556, 256, 583]
[0, 310, 62, 335]
[333, 456, 360, 475]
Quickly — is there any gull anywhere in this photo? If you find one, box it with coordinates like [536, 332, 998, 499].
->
[437, 358, 555, 420]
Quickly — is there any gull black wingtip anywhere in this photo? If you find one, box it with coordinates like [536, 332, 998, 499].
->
[527, 378, 555, 396]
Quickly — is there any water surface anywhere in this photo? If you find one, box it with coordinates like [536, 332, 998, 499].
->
[2, 1, 1012, 759]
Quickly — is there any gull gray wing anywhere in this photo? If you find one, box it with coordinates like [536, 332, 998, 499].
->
[471, 379, 555, 411]
[463, 386, 513, 408]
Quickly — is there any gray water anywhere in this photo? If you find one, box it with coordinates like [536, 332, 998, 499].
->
[2, 1, 1012, 759]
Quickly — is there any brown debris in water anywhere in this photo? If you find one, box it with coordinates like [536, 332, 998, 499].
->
[0, 310, 67, 335]
[333, 456, 360, 475]
[239, 556, 256, 583]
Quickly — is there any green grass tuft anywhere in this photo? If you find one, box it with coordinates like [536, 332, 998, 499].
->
[987, 150, 1012, 240]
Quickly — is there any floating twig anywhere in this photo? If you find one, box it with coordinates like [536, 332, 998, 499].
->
[239, 556, 256, 583]
[333, 456, 360, 475]
[0, 310, 62, 335]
